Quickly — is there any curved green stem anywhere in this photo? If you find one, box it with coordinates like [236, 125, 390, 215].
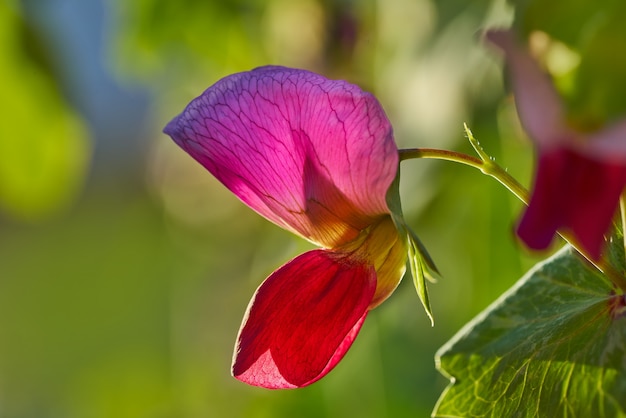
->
[399, 147, 626, 293]
[399, 148, 529, 203]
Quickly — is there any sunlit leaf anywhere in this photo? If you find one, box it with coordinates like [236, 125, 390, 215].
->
[434, 237, 626, 417]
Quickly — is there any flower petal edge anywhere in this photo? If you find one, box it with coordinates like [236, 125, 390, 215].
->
[231, 249, 376, 389]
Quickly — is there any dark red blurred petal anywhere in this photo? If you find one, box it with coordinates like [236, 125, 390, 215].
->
[232, 249, 376, 389]
[517, 147, 626, 259]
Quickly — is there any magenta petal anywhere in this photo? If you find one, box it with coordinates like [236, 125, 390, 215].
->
[517, 147, 626, 259]
[232, 249, 376, 389]
[164, 66, 398, 246]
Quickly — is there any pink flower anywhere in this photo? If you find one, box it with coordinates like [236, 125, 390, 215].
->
[487, 30, 626, 259]
[164, 66, 431, 388]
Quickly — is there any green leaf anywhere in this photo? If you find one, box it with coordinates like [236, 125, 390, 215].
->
[433, 240, 626, 417]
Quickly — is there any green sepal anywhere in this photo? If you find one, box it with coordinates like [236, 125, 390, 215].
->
[386, 165, 439, 325]
[407, 227, 435, 326]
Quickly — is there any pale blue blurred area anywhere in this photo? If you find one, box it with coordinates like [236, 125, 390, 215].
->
[0, 0, 538, 416]
[22, 0, 151, 175]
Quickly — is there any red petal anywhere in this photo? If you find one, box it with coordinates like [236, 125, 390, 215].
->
[232, 249, 376, 389]
[517, 147, 626, 259]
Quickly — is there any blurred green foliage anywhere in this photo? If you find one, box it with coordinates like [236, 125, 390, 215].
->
[0, 2, 90, 222]
[515, 0, 626, 126]
[0, 0, 591, 416]
[112, 0, 267, 82]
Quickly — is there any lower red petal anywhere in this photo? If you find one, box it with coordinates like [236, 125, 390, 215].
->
[232, 249, 376, 389]
[517, 148, 570, 250]
[518, 147, 626, 259]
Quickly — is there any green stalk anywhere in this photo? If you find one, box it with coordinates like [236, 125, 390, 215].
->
[399, 141, 626, 293]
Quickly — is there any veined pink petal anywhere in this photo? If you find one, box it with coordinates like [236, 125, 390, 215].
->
[486, 30, 570, 148]
[517, 147, 626, 259]
[232, 249, 376, 389]
[164, 66, 398, 248]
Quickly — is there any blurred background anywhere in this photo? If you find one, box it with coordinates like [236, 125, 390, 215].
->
[0, 0, 542, 416]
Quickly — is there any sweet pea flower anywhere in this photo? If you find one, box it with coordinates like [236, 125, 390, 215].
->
[164, 66, 433, 389]
[487, 29, 626, 260]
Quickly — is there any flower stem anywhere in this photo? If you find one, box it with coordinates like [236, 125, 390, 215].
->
[399, 146, 626, 293]
[399, 148, 529, 203]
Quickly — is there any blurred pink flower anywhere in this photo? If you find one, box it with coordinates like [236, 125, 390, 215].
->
[487, 30, 626, 259]
[164, 66, 419, 388]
